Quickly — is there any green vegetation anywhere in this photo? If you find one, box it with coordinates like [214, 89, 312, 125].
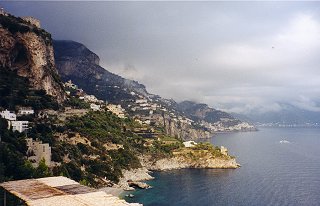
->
[0, 118, 52, 182]
[0, 67, 59, 111]
[64, 97, 90, 109]
[0, 66, 222, 187]
[193, 142, 224, 158]
[52, 111, 147, 185]
[42, 110, 189, 186]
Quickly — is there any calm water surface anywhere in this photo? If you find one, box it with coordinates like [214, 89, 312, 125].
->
[125, 128, 320, 206]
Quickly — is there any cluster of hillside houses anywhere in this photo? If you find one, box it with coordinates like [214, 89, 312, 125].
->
[0, 108, 51, 167]
[64, 80, 126, 117]
[0, 108, 33, 132]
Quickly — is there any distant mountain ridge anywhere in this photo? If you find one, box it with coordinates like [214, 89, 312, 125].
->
[239, 103, 320, 126]
[53, 40, 255, 138]
[176, 101, 238, 123]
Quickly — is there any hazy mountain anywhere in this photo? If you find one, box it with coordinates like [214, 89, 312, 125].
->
[176, 101, 240, 124]
[53, 40, 253, 132]
[239, 103, 320, 125]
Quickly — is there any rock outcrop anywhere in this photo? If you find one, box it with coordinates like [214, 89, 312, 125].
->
[0, 13, 65, 102]
[117, 168, 154, 191]
[142, 154, 239, 171]
[152, 113, 211, 140]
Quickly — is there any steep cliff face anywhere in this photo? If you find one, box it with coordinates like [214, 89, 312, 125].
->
[0, 14, 65, 102]
[151, 113, 211, 140]
[53, 40, 148, 102]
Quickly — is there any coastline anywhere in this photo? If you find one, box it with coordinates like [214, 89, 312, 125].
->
[111, 154, 239, 193]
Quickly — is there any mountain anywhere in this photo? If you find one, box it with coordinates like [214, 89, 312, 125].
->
[53, 40, 147, 103]
[0, 13, 65, 102]
[54, 40, 255, 137]
[0, 12, 239, 191]
[242, 103, 320, 126]
[175, 101, 256, 131]
[176, 101, 238, 123]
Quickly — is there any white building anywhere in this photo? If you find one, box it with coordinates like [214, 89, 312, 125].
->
[9, 121, 29, 133]
[0, 7, 8, 16]
[18, 107, 34, 115]
[0, 110, 16, 121]
[136, 99, 148, 104]
[26, 138, 51, 167]
[183, 141, 197, 148]
[84, 95, 99, 103]
[90, 103, 101, 111]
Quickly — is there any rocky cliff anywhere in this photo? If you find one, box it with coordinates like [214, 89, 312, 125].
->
[53, 40, 147, 102]
[177, 101, 239, 124]
[152, 113, 211, 140]
[0, 13, 65, 102]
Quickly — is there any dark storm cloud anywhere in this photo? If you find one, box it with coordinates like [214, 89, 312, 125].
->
[2, 1, 320, 114]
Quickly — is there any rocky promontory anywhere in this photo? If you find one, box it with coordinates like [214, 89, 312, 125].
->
[144, 156, 239, 170]
[117, 144, 239, 191]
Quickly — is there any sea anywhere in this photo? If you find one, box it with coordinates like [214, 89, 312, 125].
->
[124, 127, 320, 206]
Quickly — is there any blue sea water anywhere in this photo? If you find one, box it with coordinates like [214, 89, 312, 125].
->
[125, 127, 320, 206]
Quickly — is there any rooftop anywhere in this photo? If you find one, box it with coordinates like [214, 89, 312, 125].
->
[0, 176, 141, 206]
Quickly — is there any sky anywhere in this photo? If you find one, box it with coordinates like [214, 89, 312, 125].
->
[2, 1, 320, 114]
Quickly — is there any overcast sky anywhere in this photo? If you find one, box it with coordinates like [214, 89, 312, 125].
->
[2, 1, 320, 114]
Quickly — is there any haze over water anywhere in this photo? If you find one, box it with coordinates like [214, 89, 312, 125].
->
[126, 128, 320, 206]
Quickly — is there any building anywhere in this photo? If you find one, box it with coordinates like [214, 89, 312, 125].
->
[9, 121, 29, 133]
[106, 104, 126, 118]
[136, 99, 148, 104]
[83, 95, 99, 103]
[90, 103, 101, 111]
[0, 7, 8, 16]
[26, 138, 51, 167]
[18, 107, 34, 115]
[0, 176, 142, 206]
[183, 141, 197, 148]
[0, 110, 16, 121]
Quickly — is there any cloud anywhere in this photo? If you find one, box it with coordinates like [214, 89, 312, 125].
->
[3, 2, 320, 114]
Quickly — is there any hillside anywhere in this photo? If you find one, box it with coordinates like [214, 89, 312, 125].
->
[53, 40, 147, 103]
[0, 12, 240, 190]
[53, 40, 255, 139]
[177, 100, 239, 123]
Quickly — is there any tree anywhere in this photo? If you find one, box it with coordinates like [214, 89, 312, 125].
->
[33, 158, 51, 178]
